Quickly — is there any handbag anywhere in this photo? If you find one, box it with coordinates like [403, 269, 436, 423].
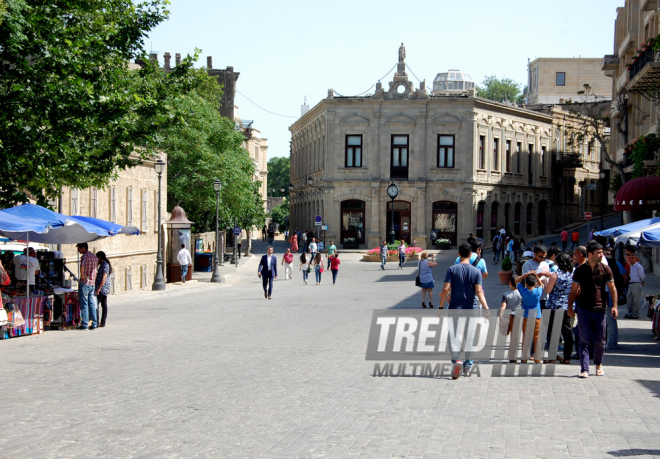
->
[319, 265, 324, 274]
[7, 307, 25, 328]
[415, 261, 421, 287]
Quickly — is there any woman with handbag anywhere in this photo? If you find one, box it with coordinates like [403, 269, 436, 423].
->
[95, 251, 112, 327]
[542, 252, 574, 364]
[299, 253, 309, 285]
[313, 253, 324, 285]
[0, 259, 11, 326]
[418, 252, 437, 308]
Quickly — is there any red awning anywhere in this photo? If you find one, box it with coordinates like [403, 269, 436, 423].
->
[614, 176, 660, 211]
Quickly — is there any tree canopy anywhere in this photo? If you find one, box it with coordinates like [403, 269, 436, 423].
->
[267, 156, 290, 198]
[476, 75, 522, 103]
[0, 0, 197, 207]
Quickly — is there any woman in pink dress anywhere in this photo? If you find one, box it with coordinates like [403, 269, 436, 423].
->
[290, 233, 299, 253]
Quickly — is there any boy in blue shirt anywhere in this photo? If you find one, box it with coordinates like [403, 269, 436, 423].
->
[517, 272, 543, 363]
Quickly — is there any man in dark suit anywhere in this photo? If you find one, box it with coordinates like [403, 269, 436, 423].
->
[257, 246, 278, 299]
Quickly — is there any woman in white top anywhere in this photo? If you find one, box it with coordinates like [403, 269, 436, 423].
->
[418, 251, 438, 308]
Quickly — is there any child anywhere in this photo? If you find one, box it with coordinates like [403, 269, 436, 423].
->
[517, 272, 543, 363]
[330, 252, 341, 285]
[500, 274, 522, 345]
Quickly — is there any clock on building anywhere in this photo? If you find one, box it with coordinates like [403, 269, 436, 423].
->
[387, 183, 399, 199]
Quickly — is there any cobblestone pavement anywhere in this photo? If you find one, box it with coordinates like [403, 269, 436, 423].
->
[2, 245, 660, 458]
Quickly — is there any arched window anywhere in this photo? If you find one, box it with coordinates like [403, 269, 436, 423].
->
[526, 203, 534, 235]
[514, 202, 521, 235]
[432, 201, 458, 245]
[341, 200, 365, 246]
[538, 200, 548, 234]
[490, 201, 499, 240]
[476, 201, 485, 239]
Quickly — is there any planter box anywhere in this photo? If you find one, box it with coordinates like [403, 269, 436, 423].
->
[497, 270, 513, 285]
[343, 242, 358, 249]
[362, 255, 399, 262]
[435, 243, 451, 250]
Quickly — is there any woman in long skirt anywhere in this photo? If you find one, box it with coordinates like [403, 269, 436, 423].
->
[290, 233, 299, 253]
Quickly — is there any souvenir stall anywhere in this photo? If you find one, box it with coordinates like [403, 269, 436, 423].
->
[0, 203, 139, 338]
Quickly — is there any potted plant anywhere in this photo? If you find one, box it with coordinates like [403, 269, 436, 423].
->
[343, 237, 358, 249]
[498, 256, 513, 284]
[434, 238, 451, 250]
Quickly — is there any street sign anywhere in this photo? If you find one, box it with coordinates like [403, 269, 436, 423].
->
[321, 225, 328, 230]
[233, 226, 241, 235]
[315, 215, 322, 223]
[584, 212, 592, 220]
[315, 221, 322, 226]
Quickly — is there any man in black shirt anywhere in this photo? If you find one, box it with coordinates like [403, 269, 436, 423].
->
[568, 241, 618, 378]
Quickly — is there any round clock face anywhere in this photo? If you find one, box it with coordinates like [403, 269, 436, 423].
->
[387, 184, 399, 198]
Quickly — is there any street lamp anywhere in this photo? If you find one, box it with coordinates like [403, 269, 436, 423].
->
[386, 182, 399, 245]
[211, 179, 223, 283]
[152, 158, 166, 291]
[599, 170, 606, 231]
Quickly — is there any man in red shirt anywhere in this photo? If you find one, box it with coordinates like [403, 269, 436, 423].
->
[76, 242, 98, 330]
[571, 230, 580, 250]
[560, 228, 569, 251]
[281, 248, 294, 280]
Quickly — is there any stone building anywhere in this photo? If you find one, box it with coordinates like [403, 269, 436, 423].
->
[526, 58, 611, 105]
[58, 156, 167, 294]
[289, 51, 554, 249]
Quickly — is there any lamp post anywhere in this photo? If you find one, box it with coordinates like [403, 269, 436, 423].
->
[152, 158, 166, 291]
[211, 179, 223, 283]
[386, 182, 399, 245]
[599, 170, 606, 231]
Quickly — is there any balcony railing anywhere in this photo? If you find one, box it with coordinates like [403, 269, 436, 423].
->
[552, 152, 583, 169]
[629, 46, 656, 81]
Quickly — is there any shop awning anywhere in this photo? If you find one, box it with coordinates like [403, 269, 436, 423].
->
[614, 221, 660, 246]
[595, 216, 660, 237]
[614, 176, 660, 211]
[638, 227, 660, 248]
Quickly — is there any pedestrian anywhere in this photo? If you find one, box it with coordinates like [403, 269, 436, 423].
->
[492, 233, 502, 263]
[262, 225, 267, 241]
[568, 241, 617, 378]
[281, 248, 294, 280]
[313, 252, 323, 285]
[14, 247, 39, 290]
[380, 240, 388, 270]
[301, 231, 308, 254]
[499, 226, 506, 239]
[519, 245, 550, 308]
[398, 239, 406, 269]
[309, 237, 318, 260]
[326, 240, 337, 269]
[290, 232, 299, 253]
[571, 229, 580, 250]
[546, 246, 560, 274]
[438, 243, 489, 379]
[418, 251, 437, 308]
[257, 246, 278, 299]
[625, 249, 645, 319]
[95, 251, 112, 328]
[330, 252, 340, 284]
[603, 246, 624, 349]
[299, 253, 310, 285]
[499, 274, 522, 353]
[507, 236, 515, 262]
[177, 244, 192, 283]
[267, 224, 275, 246]
[542, 252, 574, 364]
[75, 243, 98, 330]
[517, 272, 544, 363]
[454, 240, 488, 308]
[467, 233, 476, 246]
[560, 228, 569, 251]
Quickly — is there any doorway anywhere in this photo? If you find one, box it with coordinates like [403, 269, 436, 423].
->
[386, 201, 411, 243]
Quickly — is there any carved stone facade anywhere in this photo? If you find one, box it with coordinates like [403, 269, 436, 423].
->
[289, 69, 554, 249]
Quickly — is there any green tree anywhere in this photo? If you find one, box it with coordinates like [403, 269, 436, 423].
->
[476, 75, 522, 103]
[0, 1, 6, 26]
[0, 0, 197, 207]
[163, 71, 264, 233]
[267, 156, 290, 198]
[269, 200, 289, 230]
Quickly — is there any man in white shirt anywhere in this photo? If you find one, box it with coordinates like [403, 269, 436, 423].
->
[626, 252, 645, 319]
[518, 245, 550, 308]
[308, 238, 318, 259]
[14, 248, 40, 287]
[177, 244, 193, 283]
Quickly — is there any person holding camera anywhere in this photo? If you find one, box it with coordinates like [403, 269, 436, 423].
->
[418, 252, 437, 308]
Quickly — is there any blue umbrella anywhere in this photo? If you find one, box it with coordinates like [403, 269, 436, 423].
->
[638, 228, 660, 248]
[69, 215, 140, 236]
[595, 217, 660, 238]
[0, 212, 51, 234]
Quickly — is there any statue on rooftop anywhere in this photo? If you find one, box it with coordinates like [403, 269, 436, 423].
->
[398, 43, 406, 64]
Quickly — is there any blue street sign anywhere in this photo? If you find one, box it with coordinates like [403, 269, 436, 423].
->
[233, 226, 241, 235]
[315, 215, 322, 223]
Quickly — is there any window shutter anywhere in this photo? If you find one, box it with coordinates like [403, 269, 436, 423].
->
[126, 267, 132, 291]
[142, 189, 148, 231]
[127, 187, 133, 226]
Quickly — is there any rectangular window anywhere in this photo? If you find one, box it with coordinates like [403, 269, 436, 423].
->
[492, 138, 499, 171]
[437, 135, 454, 168]
[479, 136, 485, 169]
[141, 189, 148, 232]
[70, 189, 79, 215]
[345, 135, 362, 168]
[541, 146, 547, 175]
[110, 186, 116, 223]
[556, 72, 566, 86]
[127, 187, 133, 226]
[90, 188, 97, 218]
[528, 144, 534, 185]
[505, 140, 511, 172]
[516, 142, 521, 173]
[390, 135, 409, 180]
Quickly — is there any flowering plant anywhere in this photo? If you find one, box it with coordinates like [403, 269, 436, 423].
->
[343, 237, 356, 243]
[405, 246, 422, 255]
[434, 238, 451, 245]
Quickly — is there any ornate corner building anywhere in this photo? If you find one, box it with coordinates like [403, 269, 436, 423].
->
[289, 50, 556, 250]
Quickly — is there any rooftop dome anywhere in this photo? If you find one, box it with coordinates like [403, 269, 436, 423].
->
[433, 69, 475, 92]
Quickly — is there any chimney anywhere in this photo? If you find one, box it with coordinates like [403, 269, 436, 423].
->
[207, 56, 213, 69]
[164, 52, 171, 69]
[175, 53, 181, 66]
[328, 89, 334, 99]
[420, 80, 426, 92]
[149, 53, 158, 64]
[376, 81, 382, 91]
[301, 96, 309, 117]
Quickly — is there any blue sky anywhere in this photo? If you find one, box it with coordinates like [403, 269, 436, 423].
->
[147, 0, 623, 159]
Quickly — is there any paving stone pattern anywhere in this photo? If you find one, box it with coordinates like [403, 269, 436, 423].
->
[1, 243, 660, 458]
